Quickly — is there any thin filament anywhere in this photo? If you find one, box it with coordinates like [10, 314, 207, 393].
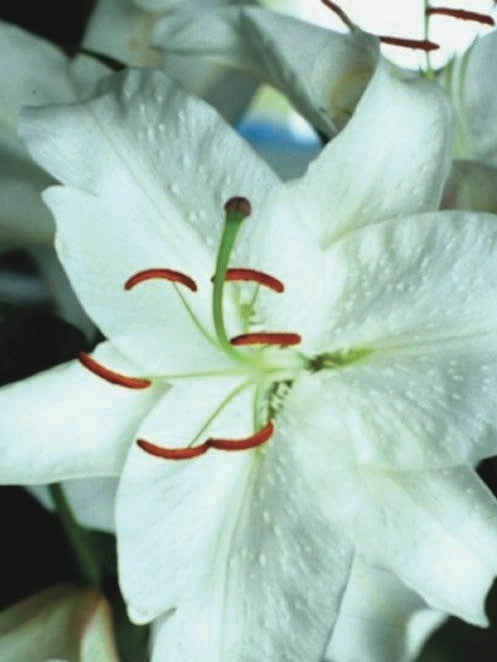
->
[425, 7, 495, 26]
[124, 268, 197, 292]
[230, 332, 302, 347]
[78, 352, 151, 389]
[321, 0, 355, 30]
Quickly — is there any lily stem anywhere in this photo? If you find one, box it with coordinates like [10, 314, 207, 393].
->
[48, 482, 101, 588]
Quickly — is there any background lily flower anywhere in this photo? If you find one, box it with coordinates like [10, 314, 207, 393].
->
[1, 61, 497, 660]
[439, 29, 497, 213]
[151, 5, 380, 136]
[0, 583, 119, 661]
[83, 0, 260, 122]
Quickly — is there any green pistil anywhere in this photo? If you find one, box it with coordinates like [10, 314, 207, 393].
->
[212, 198, 251, 360]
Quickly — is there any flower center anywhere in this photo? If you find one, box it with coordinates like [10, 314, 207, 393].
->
[78, 196, 305, 460]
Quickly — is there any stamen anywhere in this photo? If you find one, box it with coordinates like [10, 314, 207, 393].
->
[137, 421, 274, 460]
[230, 332, 302, 347]
[78, 352, 151, 389]
[321, 0, 355, 30]
[124, 268, 197, 292]
[425, 6, 495, 26]
[208, 421, 274, 451]
[137, 439, 209, 460]
[378, 36, 440, 51]
[224, 268, 284, 293]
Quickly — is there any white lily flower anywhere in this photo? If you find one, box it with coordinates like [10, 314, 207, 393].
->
[0, 21, 107, 249]
[151, 5, 379, 136]
[0, 583, 119, 661]
[1, 62, 497, 660]
[83, 0, 259, 122]
[437, 29, 497, 214]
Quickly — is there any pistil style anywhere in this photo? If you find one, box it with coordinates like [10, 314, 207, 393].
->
[212, 197, 252, 356]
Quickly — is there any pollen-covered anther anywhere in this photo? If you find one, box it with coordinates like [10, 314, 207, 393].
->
[78, 352, 151, 389]
[137, 421, 275, 460]
[224, 268, 284, 293]
[425, 6, 495, 26]
[137, 439, 210, 460]
[378, 35, 440, 51]
[124, 268, 197, 292]
[208, 421, 274, 451]
[230, 332, 302, 346]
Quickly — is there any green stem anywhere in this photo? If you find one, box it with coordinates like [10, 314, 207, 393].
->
[49, 483, 101, 588]
[423, 0, 435, 79]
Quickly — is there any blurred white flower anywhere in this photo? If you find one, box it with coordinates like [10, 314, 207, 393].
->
[0, 583, 119, 661]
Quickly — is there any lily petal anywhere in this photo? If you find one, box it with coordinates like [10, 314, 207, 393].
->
[305, 212, 497, 468]
[84, 0, 258, 122]
[0, 583, 118, 661]
[0, 342, 165, 484]
[21, 69, 278, 373]
[440, 30, 497, 164]
[153, 6, 379, 135]
[117, 375, 352, 659]
[442, 159, 497, 213]
[351, 466, 497, 625]
[28, 477, 118, 532]
[287, 62, 452, 247]
[325, 556, 445, 662]
[0, 21, 77, 248]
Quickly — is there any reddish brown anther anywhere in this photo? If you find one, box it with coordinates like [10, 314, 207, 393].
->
[425, 6, 494, 26]
[230, 332, 302, 347]
[224, 268, 284, 293]
[224, 196, 252, 217]
[208, 421, 274, 451]
[78, 352, 151, 389]
[379, 36, 440, 51]
[137, 439, 210, 460]
[124, 268, 197, 292]
[137, 421, 275, 460]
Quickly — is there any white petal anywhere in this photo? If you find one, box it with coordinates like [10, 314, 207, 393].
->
[442, 159, 497, 213]
[306, 212, 497, 468]
[0, 584, 118, 661]
[21, 69, 278, 373]
[0, 342, 165, 483]
[351, 466, 497, 625]
[133, 0, 178, 10]
[84, 1, 258, 122]
[28, 477, 118, 532]
[83, 0, 163, 68]
[325, 555, 445, 662]
[154, 6, 378, 135]
[287, 62, 452, 247]
[441, 30, 497, 164]
[0, 21, 78, 247]
[117, 375, 352, 659]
